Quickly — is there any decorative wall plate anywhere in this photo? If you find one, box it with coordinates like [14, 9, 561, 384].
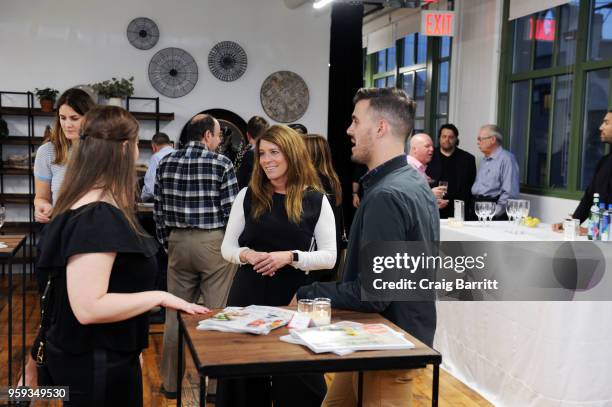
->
[260, 71, 309, 123]
[148, 48, 198, 98]
[127, 17, 159, 50]
[208, 41, 248, 82]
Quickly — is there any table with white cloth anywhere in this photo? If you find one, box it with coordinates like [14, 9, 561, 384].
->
[436, 220, 612, 407]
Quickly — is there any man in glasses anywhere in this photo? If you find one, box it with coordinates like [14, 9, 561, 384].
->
[471, 124, 520, 220]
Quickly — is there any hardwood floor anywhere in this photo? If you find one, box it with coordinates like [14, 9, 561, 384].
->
[0, 276, 492, 406]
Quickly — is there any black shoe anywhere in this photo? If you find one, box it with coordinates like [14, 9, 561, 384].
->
[159, 385, 177, 399]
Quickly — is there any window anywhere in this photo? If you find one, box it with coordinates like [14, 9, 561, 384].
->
[500, 0, 612, 198]
[363, 29, 453, 137]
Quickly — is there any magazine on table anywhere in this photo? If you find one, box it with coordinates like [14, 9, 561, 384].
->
[282, 321, 415, 355]
[197, 305, 294, 335]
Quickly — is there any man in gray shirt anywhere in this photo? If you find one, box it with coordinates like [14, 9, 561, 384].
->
[294, 87, 439, 406]
[471, 124, 520, 219]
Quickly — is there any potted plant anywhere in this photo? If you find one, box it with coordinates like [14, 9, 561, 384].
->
[90, 77, 135, 107]
[34, 88, 59, 112]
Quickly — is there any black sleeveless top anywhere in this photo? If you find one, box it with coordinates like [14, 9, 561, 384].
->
[37, 202, 158, 354]
[238, 189, 324, 255]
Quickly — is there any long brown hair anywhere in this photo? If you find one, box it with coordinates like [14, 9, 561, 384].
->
[52, 106, 142, 233]
[304, 134, 342, 206]
[250, 125, 322, 224]
[49, 88, 96, 165]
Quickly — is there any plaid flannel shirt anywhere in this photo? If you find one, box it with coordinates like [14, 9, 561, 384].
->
[153, 141, 239, 248]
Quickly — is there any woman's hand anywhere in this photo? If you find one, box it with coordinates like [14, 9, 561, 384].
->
[241, 249, 270, 265]
[34, 201, 53, 223]
[253, 251, 293, 277]
[160, 293, 210, 315]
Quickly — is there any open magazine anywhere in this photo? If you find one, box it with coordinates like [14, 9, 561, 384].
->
[282, 321, 415, 355]
[197, 305, 294, 335]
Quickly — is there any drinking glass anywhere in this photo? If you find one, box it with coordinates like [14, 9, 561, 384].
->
[475, 202, 484, 225]
[563, 219, 579, 241]
[438, 181, 448, 197]
[297, 299, 314, 315]
[487, 202, 496, 225]
[312, 298, 331, 326]
[518, 199, 530, 233]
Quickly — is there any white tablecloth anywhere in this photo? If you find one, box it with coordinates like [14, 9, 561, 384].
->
[436, 221, 612, 407]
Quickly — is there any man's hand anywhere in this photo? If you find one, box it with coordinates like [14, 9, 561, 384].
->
[437, 199, 449, 209]
[431, 186, 446, 199]
[352, 193, 360, 208]
[551, 222, 563, 232]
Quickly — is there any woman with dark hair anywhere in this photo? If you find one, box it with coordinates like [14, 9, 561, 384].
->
[35, 106, 209, 406]
[304, 134, 344, 281]
[218, 125, 336, 407]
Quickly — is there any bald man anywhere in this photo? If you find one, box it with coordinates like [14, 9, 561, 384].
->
[407, 133, 448, 209]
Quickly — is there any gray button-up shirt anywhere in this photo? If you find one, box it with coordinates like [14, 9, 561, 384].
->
[471, 146, 520, 216]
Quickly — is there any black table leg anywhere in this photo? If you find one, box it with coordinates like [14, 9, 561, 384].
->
[357, 371, 363, 407]
[177, 320, 183, 407]
[432, 363, 439, 407]
[200, 376, 206, 407]
[8, 258, 13, 387]
[21, 243, 26, 387]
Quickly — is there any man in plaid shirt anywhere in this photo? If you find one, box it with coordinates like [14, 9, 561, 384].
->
[154, 113, 239, 397]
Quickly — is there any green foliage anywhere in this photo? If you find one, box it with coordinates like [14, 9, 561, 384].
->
[34, 88, 59, 101]
[90, 76, 135, 99]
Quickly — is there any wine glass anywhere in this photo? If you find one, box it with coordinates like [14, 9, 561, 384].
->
[518, 199, 530, 233]
[506, 200, 517, 233]
[475, 202, 483, 225]
[438, 181, 448, 198]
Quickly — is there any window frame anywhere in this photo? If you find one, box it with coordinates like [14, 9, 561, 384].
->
[498, 0, 612, 200]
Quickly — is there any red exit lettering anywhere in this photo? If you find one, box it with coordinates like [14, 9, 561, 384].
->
[425, 13, 453, 36]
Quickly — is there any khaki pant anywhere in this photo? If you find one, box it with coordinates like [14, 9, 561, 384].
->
[322, 369, 421, 407]
[161, 228, 237, 392]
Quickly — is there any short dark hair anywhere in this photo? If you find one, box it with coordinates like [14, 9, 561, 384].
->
[288, 123, 308, 134]
[353, 87, 416, 140]
[151, 132, 171, 146]
[247, 116, 269, 139]
[438, 123, 459, 139]
[185, 114, 216, 143]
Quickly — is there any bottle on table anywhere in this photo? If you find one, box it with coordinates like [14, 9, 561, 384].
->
[588, 193, 600, 241]
[600, 204, 611, 242]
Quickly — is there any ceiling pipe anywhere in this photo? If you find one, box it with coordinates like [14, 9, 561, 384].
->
[283, 0, 309, 9]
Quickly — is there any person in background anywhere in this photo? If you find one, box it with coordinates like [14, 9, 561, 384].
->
[426, 124, 476, 219]
[154, 113, 239, 398]
[141, 132, 174, 202]
[304, 133, 344, 281]
[288, 123, 308, 135]
[471, 124, 520, 220]
[236, 115, 269, 188]
[218, 125, 336, 407]
[407, 133, 448, 210]
[36, 106, 208, 406]
[293, 87, 439, 406]
[24, 88, 95, 387]
[552, 111, 612, 232]
[34, 88, 95, 225]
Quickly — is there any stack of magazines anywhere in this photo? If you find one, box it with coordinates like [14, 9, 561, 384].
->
[281, 321, 416, 355]
[197, 305, 294, 335]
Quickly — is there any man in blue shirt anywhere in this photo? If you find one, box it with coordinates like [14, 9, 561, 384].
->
[141, 132, 175, 202]
[471, 124, 520, 219]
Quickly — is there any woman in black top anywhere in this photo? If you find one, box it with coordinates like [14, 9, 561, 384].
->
[36, 106, 209, 406]
[218, 125, 337, 407]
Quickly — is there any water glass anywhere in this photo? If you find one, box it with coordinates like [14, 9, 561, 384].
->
[438, 181, 448, 197]
[475, 201, 484, 225]
[454, 200, 464, 222]
[563, 219, 579, 241]
[297, 299, 314, 315]
[312, 298, 331, 326]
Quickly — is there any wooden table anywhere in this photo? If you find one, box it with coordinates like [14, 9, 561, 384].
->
[0, 234, 27, 387]
[177, 308, 441, 406]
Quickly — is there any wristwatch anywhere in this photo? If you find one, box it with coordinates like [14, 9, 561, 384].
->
[292, 251, 299, 262]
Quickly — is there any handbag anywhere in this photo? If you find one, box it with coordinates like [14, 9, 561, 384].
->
[32, 276, 54, 385]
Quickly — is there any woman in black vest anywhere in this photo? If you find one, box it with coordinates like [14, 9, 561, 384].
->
[219, 125, 337, 407]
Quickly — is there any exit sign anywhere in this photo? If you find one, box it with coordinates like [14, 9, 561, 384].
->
[421, 11, 455, 37]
